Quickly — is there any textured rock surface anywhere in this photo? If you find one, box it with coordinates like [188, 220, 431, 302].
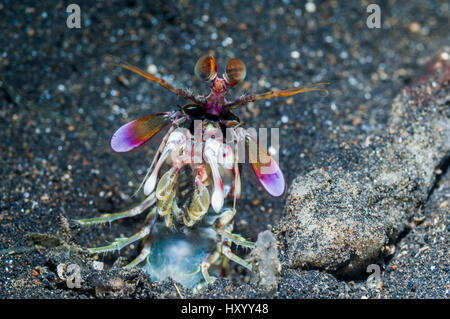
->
[276, 56, 449, 278]
[379, 166, 449, 298]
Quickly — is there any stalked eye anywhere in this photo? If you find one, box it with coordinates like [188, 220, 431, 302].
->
[223, 58, 246, 86]
[194, 55, 217, 81]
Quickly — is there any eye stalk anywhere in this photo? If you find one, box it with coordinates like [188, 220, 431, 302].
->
[194, 55, 217, 81]
[223, 58, 246, 86]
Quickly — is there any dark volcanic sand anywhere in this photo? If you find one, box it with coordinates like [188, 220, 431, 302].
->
[0, 0, 448, 298]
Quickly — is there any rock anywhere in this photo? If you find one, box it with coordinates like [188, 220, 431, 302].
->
[86, 268, 145, 298]
[25, 233, 62, 248]
[250, 230, 281, 296]
[276, 55, 450, 278]
[379, 167, 450, 298]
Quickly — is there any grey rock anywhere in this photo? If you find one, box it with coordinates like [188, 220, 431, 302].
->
[86, 268, 142, 298]
[276, 55, 450, 278]
[378, 167, 450, 298]
[250, 230, 281, 296]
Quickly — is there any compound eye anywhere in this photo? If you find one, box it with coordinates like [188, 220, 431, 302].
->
[223, 58, 246, 86]
[194, 55, 217, 81]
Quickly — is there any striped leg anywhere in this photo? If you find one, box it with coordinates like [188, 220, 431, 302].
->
[76, 194, 155, 226]
[201, 250, 221, 284]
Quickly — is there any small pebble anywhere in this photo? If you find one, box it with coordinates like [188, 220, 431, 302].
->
[290, 51, 300, 59]
[305, 2, 316, 13]
[409, 22, 421, 33]
[147, 64, 158, 74]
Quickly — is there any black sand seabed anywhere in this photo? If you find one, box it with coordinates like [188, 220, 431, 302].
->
[0, 0, 448, 298]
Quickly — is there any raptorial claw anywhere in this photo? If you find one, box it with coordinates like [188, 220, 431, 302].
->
[157, 192, 175, 217]
[156, 166, 179, 200]
[189, 177, 210, 221]
[204, 138, 224, 213]
[144, 130, 186, 195]
[182, 207, 196, 227]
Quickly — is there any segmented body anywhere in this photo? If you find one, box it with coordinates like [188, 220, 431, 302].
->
[76, 54, 328, 290]
[79, 113, 254, 290]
